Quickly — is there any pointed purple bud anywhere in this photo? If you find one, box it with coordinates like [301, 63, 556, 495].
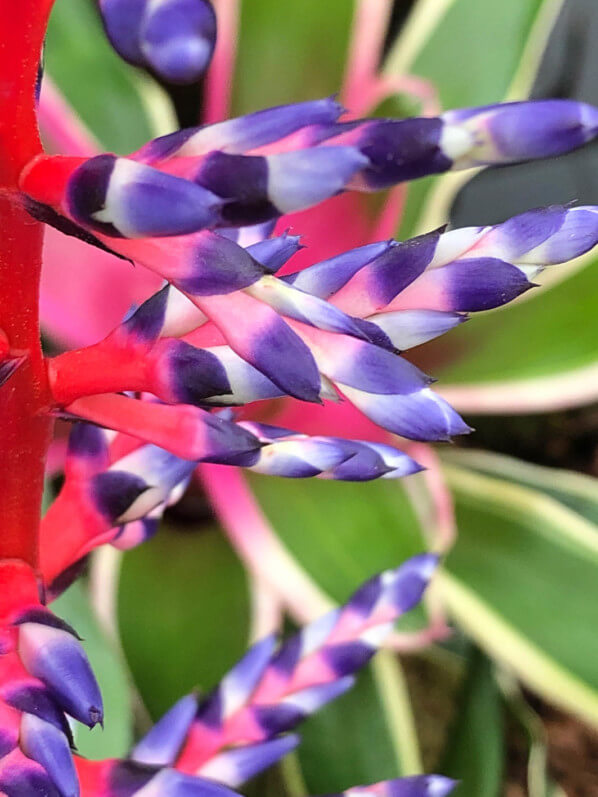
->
[217, 635, 277, 718]
[364, 442, 424, 479]
[324, 642, 374, 676]
[100, 0, 217, 84]
[340, 385, 472, 442]
[122, 284, 170, 343]
[283, 240, 394, 298]
[173, 232, 266, 296]
[99, 0, 146, 64]
[139, 767, 242, 797]
[132, 694, 198, 766]
[327, 775, 456, 797]
[19, 713, 79, 797]
[136, 97, 344, 161]
[442, 99, 598, 167]
[198, 734, 300, 787]
[92, 445, 196, 523]
[154, 340, 232, 404]
[246, 277, 373, 340]
[195, 146, 368, 226]
[328, 231, 440, 315]
[390, 553, 439, 613]
[3, 684, 73, 743]
[0, 760, 60, 797]
[246, 232, 303, 274]
[91, 471, 151, 524]
[326, 442, 395, 482]
[18, 623, 103, 728]
[67, 155, 223, 238]
[212, 303, 322, 403]
[198, 413, 264, 466]
[367, 310, 467, 351]
[254, 677, 354, 736]
[201, 346, 286, 406]
[341, 117, 450, 190]
[140, 0, 217, 84]
[309, 335, 432, 396]
[400, 257, 535, 312]
[19, 623, 103, 728]
[248, 437, 353, 478]
[485, 205, 598, 264]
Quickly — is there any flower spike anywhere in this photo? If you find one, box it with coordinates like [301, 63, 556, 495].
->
[136, 97, 345, 161]
[165, 554, 438, 779]
[323, 776, 456, 797]
[0, 561, 102, 795]
[313, 99, 598, 189]
[99, 0, 217, 84]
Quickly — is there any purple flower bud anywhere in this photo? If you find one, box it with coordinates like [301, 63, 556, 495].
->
[0, 758, 60, 797]
[91, 445, 196, 523]
[442, 99, 598, 167]
[283, 241, 394, 298]
[19, 713, 78, 797]
[327, 775, 457, 797]
[246, 232, 303, 274]
[340, 385, 472, 442]
[153, 339, 232, 404]
[136, 97, 344, 161]
[17, 622, 103, 728]
[198, 735, 299, 787]
[99, 0, 146, 64]
[67, 155, 223, 238]
[246, 277, 373, 340]
[132, 694, 198, 766]
[366, 310, 467, 351]
[140, 0, 217, 84]
[100, 0, 217, 84]
[194, 146, 368, 226]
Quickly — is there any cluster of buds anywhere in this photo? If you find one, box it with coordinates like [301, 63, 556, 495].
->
[73, 555, 445, 796]
[0, 562, 101, 796]
[1, 0, 598, 794]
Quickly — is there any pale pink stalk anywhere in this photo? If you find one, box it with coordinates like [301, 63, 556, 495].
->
[38, 76, 99, 156]
[342, 0, 440, 116]
[248, 576, 283, 641]
[405, 443, 456, 554]
[203, 0, 240, 123]
[343, 0, 393, 112]
[199, 464, 335, 621]
[201, 464, 450, 652]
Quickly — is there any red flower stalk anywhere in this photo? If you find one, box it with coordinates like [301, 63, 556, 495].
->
[0, 0, 55, 568]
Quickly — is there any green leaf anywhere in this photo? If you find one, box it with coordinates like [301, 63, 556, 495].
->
[438, 465, 598, 727]
[384, 0, 558, 239]
[440, 648, 504, 797]
[441, 449, 598, 525]
[231, 0, 354, 114]
[405, 0, 543, 109]
[52, 580, 133, 759]
[45, 0, 164, 151]
[298, 653, 421, 793]
[246, 474, 428, 631]
[117, 525, 251, 720]
[497, 671, 567, 797]
[432, 256, 598, 388]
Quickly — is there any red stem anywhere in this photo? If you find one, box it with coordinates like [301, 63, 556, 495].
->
[0, 0, 56, 567]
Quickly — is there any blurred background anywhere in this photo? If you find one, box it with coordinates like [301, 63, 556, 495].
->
[42, 0, 598, 794]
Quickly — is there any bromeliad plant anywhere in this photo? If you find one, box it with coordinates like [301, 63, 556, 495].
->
[1, 0, 598, 794]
